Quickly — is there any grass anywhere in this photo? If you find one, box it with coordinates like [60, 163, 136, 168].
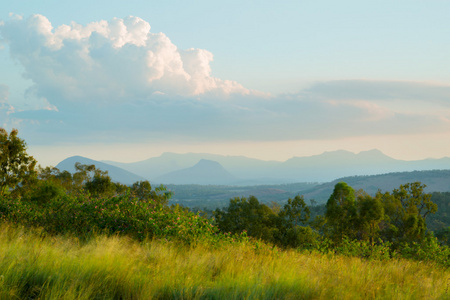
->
[0, 223, 449, 299]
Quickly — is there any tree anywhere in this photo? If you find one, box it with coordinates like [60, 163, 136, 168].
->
[130, 180, 172, 206]
[357, 193, 384, 246]
[279, 195, 310, 227]
[278, 195, 315, 248]
[214, 196, 280, 242]
[379, 182, 437, 243]
[0, 128, 37, 196]
[325, 182, 358, 242]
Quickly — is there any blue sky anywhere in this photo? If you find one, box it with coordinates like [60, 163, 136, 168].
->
[1, 1, 450, 166]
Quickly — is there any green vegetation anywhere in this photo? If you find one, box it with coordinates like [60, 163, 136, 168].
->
[167, 182, 319, 210]
[1, 128, 450, 299]
[0, 223, 449, 299]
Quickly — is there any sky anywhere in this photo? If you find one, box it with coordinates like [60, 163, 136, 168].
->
[1, 0, 450, 167]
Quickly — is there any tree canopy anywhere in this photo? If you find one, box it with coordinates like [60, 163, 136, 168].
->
[0, 128, 37, 196]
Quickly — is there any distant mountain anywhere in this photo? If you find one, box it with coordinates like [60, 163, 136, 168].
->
[56, 156, 146, 185]
[103, 152, 280, 182]
[154, 159, 238, 185]
[301, 169, 450, 204]
[104, 149, 450, 184]
[281, 149, 404, 181]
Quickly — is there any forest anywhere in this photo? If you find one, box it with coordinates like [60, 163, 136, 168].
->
[1, 128, 450, 299]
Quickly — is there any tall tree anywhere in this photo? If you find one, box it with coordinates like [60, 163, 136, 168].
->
[0, 128, 37, 196]
[357, 193, 384, 246]
[325, 182, 358, 242]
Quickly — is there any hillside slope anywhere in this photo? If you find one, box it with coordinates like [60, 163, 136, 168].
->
[56, 156, 146, 185]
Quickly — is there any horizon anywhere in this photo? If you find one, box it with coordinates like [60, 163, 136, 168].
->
[31, 146, 450, 168]
[2, 1, 450, 167]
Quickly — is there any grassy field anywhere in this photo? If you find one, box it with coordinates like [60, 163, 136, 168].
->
[0, 223, 449, 299]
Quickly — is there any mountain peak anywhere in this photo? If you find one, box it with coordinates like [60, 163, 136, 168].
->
[358, 149, 384, 155]
[195, 159, 222, 167]
[155, 159, 237, 185]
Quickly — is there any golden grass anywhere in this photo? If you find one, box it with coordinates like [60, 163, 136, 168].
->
[0, 223, 448, 299]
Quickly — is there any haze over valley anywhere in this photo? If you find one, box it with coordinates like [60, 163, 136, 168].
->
[56, 149, 450, 205]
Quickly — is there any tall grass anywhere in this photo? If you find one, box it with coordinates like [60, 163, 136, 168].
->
[0, 223, 449, 299]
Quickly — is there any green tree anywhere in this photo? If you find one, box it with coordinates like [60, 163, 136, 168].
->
[0, 128, 37, 196]
[325, 182, 358, 242]
[214, 196, 280, 242]
[379, 182, 437, 243]
[357, 193, 384, 246]
[130, 180, 172, 206]
[279, 195, 310, 227]
[71, 163, 120, 197]
[277, 195, 314, 247]
[84, 174, 116, 198]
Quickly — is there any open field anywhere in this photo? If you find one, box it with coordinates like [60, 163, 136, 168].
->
[0, 223, 449, 300]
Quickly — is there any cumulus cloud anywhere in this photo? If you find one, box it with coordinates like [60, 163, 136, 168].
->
[0, 14, 250, 107]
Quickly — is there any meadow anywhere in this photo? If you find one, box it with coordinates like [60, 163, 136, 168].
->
[0, 223, 449, 300]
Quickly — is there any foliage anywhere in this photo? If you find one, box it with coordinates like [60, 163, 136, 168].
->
[356, 192, 384, 245]
[427, 191, 450, 234]
[0, 128, 37, 196]
[0, 192, 219, 245]
[131, 180, 172, 206]
[325, 182, 358, 242]
[214, 196, 280, 243]
[378, 182, 437, 244]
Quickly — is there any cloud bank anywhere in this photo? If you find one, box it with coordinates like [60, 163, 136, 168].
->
[0, 14, 250, 107]
[1, 14, 449, 146]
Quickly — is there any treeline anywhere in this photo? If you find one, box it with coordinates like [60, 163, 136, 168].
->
[215, 182, 440, 248]
[1, 128, 450, 266]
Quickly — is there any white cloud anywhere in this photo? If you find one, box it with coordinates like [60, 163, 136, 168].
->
[0, 14, 251, 106]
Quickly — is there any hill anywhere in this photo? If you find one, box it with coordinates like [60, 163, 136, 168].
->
[56, 156, 146, 185]
[165, 170, 450, 209]
[155, 159, 238, 185]
[301, 169, 450, 204]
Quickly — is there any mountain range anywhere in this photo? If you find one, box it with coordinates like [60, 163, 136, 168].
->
[54, 150, 450, 205]
[56, 149, 450, 185]
[102, 149, 450, 184]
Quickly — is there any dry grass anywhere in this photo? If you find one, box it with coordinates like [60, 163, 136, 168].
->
[0, 223, 448, 299]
